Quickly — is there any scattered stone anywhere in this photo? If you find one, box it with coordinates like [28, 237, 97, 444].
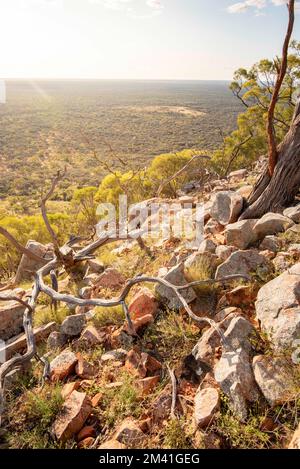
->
[204, 219, 224, 236]
[50, 350, 78, 381]
[223, 285, 258, 308]
[214, 307, 242, 323]
[78, 437, 95, 449]
[79, 325, 106, 347]
[224, 316, 257, 352]
[94, 268, 125, 290]
[79, 287, 92, 299]
[61, 314, 86, 337]
[255, 263, 300, 348]
[99, 439, 127, 449]
[273, 253, 293, 272]
[211, 191, 243, 225]
[125, 349, 162, 378]
[136, 376, 160, 396]
[214, 347, 260, 421]
[194, 387, 220, 428]
[259, 235, 282, 252]
[114, 419, 145, 446]
[52, 391, 92, 442]
[87, 259, 105, 274]
[47, 331, 66, 351]
[128, 288, 158, 320]
[283, 204, 300, 223]
[237, 185, 253, 199]
[2, 322, 57, 360]
[228, 169, 247, 181]
[216, 249, 272, 280]
[75, 355, 96, 379]
[288, 244, 300, 254]
[101, 349, 128, 363]
[77, 426, 96, 442]
[0, 290, 27, 341]
[253, 213, 294, 239]
[61, 382, 80, 400]
[215, 245, 236, 262]
[155, 264, 196, 310]
[15, 240, 54, 283]
[198, 239, 217, 254]
[288, 423, 300, 449]
[224, 220, 258, 249]
[253, 356, 297, 406]
[91, 392, 102, 408]
[151, 389, 172, 423]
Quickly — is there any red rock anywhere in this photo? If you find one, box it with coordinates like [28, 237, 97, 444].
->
[125, 349, 162, 378]
[75, 354, 96, 379]
[128, 288, 158, 320]
[194, 387, 220, 428]
[94, 268, 125, 290]
[77, 426, 96, 442]
[99, 439, 127, 449]
[78, 437, 95, 449]
[52, 391, 92, 443]
[114, 418, 145, 446]
[50, 350, 78, 382]
[91, 392, 102, 408]
[137, 376, 160, 396]
[61, 381, 80, 399]
[125, 314, 154, 334]
[79, 325, 106, 346]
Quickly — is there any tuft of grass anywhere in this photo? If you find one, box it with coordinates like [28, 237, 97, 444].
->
[34, 305, 70, 327]
[100, 374, 143, 428]
[184, 253, 219, 296]
[92, 305, 125, 328]
[141, 310, 199, 366]
[8, 384, 64, 449]
[163, 418, 193, 449]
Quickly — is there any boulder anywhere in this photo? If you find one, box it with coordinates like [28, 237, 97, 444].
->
[228, 169, 247, 181]
[253, 356, 297, 407]
[94, 268, 125, 290]
[99, 439, 127, 449]
[15, 240, 54, 283]
[0, 290, 27, 341]
[198, 239, 217, 254]
[136, 376, 160, 396]
[237, 185, 253, 199]
[47, 331, 67, 351]
[253, 213, 294, 239]
[50, 349, 78, 381]
[216, 249, 272, 280]
[101, 349, 128, 363]
[77, 425, 96, 442]
[255, 263, 300, 348]
[283, 204, 300, 223]
[211, 191, 243, 225]
[61, 314, 86, 337]
[204, 219, 224, 236]
[61, 382, 80, 400]
[1, 322, 57, 360]
[273, 253, 293, 272]
[155, 264, 196, 310]
[214, 347, 260, 421]
[215, 245, 237, 262]
[114, 419, 145, 446]
[52, 390, 92, 442]
[128, 288, 158, 320]
[75, 355, 96, 379]
[194, 387, 220, 428]
[259, 235, 282, 252]
[223, 316, 257, 352]
[87, 259, 105, 274]
[224, 220, 258, 249]
[78, 325, 106, 347]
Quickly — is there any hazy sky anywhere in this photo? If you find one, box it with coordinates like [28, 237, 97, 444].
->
[1, 0, 300, 80]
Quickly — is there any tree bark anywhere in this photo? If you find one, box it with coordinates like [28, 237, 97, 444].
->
[240, 102, 300, 219]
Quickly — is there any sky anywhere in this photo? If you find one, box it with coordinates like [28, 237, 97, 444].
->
[0, 0, 300, 80]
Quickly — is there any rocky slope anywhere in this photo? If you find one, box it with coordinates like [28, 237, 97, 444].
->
[1, 164, 300, 450]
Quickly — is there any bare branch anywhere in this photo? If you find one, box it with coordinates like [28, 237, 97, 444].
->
[167, 364, 177, 420]
[0, 226, 43, 263]
[267, 0, 295, 176]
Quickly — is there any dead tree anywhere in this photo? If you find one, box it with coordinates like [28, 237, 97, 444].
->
[241, 0, 299, 219]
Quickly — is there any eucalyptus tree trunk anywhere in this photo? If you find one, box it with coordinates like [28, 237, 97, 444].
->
[240, 101, 300, 220]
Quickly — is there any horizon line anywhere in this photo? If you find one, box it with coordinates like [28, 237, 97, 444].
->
[0, 77, 232, 82]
